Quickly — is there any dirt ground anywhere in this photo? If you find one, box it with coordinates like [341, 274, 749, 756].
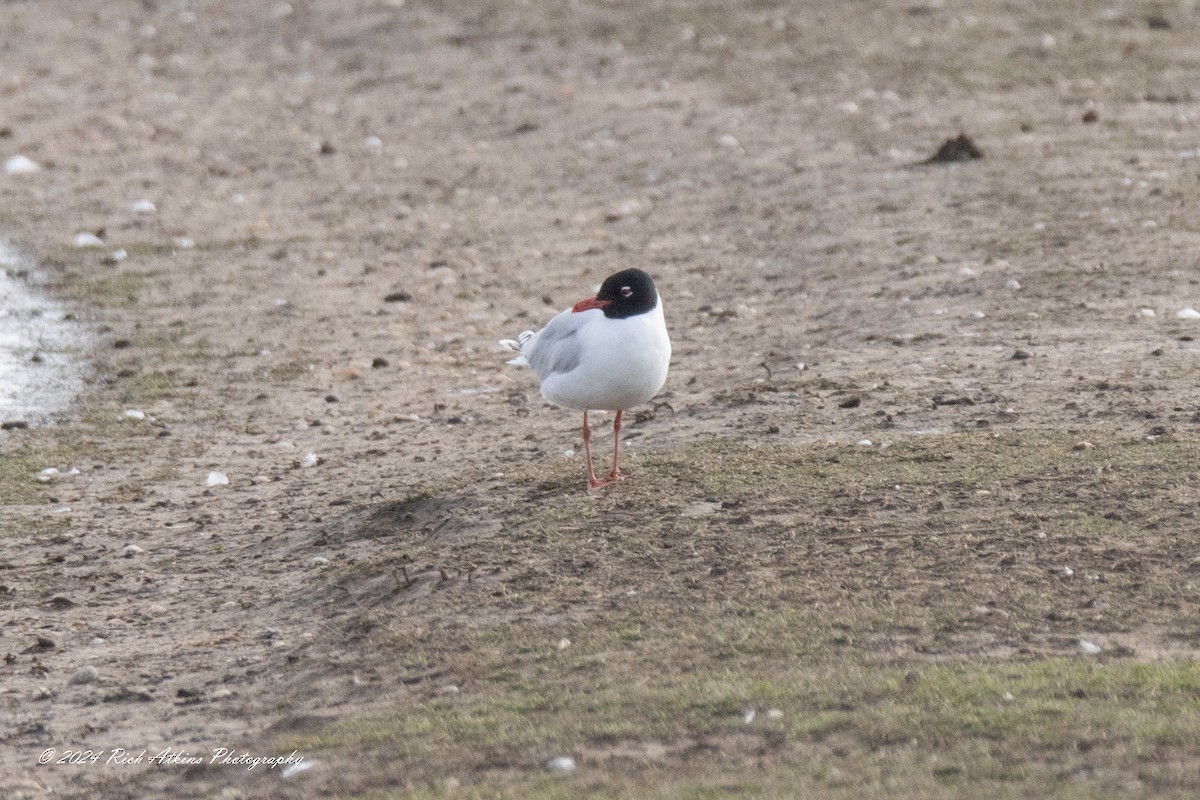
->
[3, 1, 1200, 798]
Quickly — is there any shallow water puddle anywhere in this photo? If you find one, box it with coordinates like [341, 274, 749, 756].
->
[0, 240, 88, 428]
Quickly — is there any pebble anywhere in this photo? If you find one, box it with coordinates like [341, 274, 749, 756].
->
[717, 134, 740, 148]
[36, 467, 60, 482]
[123, 544, 143, 557]
[301, 452, 319, 468]
[4, 154, 41, 174]
[34, 686, 54, 700]
[364, 135, 383, 151]
[205, 471, 229, 487]
[556, 638, 571, 650]
[1078, 639, 1102, 655]
[1140, 308, 1155, 317]
[122, 408, 146, 420]
[546, 756, 576, 773]
[856, 439, 872, 447]
[68, 665, 99, 686]
[766, 708, 784, 720]
[109, 248, 128, 263]
[73, 232, 104, 248]
[742, 708, 756, 724]
[1005, 279, 1022, 290]
[1177, 307, 1200, 320]
[131, 199, 157, 213]
[281, 758, 315, 779]
[306, 556, 330, 568]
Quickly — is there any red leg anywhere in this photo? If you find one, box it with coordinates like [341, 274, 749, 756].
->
[607, 410, 627, 481]
[582, 411, 606, 489]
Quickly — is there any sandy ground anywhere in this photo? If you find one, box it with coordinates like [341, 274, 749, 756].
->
[3, 1, 1200, 797]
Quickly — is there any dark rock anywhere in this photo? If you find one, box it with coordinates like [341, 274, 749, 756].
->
[923, 133, 983, 164]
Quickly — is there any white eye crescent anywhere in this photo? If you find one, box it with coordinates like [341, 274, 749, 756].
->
[620, 286, 633, 298]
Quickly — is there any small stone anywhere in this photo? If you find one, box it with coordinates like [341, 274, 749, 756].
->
[68, 665, 99, 685]
[301, 452, 319, 468]
[1073, 441, 1094, 451]
[205, 471, 229, 487]
[34, 686, 54, 700]
[546, 756, 576, 773]
[742, 708, 756, 724]
[765, 708, 784, 720]
[1177, 307, 1200, 320]
[1140, 308, 1156, 317]
[718, 134, 740, 148]
[383, 290, 412, 303]
[131, 199, 157, 213]
[73, 232, 104, 248]
[1005, 278, 1022, 290]
[924, 133, 983, 164]
[122, 409, 146, 420]
[4, 154, 41, 174]
[1011, 349, 1031, 360]
[37, 468, 60, 483]
[122, 544, 143, 557]
[556, 638, 571, 650]
[1078, 639, 1102, 655]
[364, 135, 383, 150]
[371, 357, 389, 369]
[856, 439, 872, 447]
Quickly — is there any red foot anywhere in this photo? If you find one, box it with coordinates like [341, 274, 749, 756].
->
[587, 470, 628, 491]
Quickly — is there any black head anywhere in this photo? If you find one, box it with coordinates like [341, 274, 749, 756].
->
[595, 268, 659, 319]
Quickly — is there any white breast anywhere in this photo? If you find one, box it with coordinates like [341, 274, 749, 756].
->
[538, 298, 670, 411]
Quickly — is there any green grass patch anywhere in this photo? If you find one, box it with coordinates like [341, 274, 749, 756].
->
[0, 437, 73, 506]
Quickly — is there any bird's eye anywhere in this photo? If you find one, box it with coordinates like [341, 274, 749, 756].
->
[620, 286, 633, 298]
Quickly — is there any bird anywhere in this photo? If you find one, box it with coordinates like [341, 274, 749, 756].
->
[500, 268, 671, 490]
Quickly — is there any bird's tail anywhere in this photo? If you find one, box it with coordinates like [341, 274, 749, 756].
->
[498, 330, 535, 365]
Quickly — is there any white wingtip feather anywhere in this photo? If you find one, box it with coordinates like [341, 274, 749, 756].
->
[499, 331, 536, 367]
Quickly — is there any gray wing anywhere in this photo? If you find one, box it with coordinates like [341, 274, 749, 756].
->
[526, 309, 585, 380]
